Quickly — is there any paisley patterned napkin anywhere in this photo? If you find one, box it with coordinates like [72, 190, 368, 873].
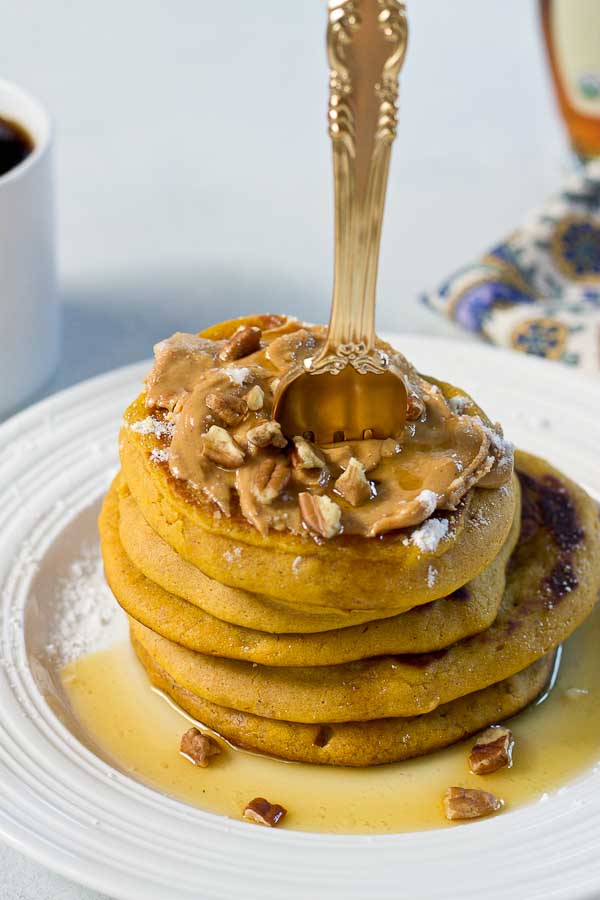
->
[422, 160, 600, 374]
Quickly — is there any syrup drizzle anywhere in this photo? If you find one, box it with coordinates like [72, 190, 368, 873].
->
[57, 604, 600, 833]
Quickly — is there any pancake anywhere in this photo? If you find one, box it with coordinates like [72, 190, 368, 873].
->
[118, 478, 402, 632]
[101, 477, 520, 664]
[120, 412, 517, 612]
[120, 313, 517, 612]
[126, 453, 600, 723]
[133, 630, 556, 767]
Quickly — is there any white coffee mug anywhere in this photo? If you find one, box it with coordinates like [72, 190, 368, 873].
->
[0, 79, 58, 418]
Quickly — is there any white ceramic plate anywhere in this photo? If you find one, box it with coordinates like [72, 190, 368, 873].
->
[1, 335, 600, 900]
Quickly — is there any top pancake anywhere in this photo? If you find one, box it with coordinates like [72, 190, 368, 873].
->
[119, 314, 516, 611]
[120, 400, 516, 611]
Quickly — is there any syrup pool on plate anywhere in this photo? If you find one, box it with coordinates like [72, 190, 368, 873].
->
[58, 604, 600, 834]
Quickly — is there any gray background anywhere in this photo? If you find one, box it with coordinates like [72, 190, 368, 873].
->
[1, 0, 563, 897]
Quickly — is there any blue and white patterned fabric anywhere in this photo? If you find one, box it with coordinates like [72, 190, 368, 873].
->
[422, 160, 600, 374]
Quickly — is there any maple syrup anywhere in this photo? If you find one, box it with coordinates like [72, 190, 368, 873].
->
[59, 603, 600, 833]
[541, 0, 600, 158]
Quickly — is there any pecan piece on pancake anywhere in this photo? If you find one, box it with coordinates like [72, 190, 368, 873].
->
[443, 786, 503, 821]
[247, 420, 287, 449]
[406, 392, 425, 421]
[299, 492, 342, 538]
[243, 797, 287, 827]
[206, 392, 248, 427]
[244, 384, 265, 411]
[469, 726, 513, 775]
[252, 455, 291, 504]
[202, 425, 245, 468]
[291, 436, 327, 470]
[334, 457, 371, 507]
[180, 727, 222, 768]
[218, 325, 262, 362]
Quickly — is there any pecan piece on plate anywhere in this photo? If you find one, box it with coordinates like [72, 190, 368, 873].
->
[469, 726, 513, 775]
[443, 786, 503, 821]
[180, 727, 222, 768]
[218, 326, 262, 362]
[252, 455, 291, 504]
[334, 457, 371, 507]
[243, 797, 287, 827]
[206, 392, 248, 427]
[299, 492, 342, 538]
[247, 420, 287, 449]
[202, 425, 245, 468]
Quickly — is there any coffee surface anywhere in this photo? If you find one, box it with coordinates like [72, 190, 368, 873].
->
[0, 116, 33, 178]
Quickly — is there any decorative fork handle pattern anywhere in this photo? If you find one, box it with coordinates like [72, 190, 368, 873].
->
[311, 0, 408, 376]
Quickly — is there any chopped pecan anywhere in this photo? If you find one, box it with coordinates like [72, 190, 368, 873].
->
[218, 326, 262, 362]
[406, 392, 425, 421]
[252, 455, 291, 504]
[469, 726, 513, 775]
[243, 797, 287, 827]
[202, 425, 245, 468]
[247, 420, 287, 449]
[299, 492, 342, 538]
[245, 384, 265, 411]
[291, 436, 327, 469]
[180, 727, 222, 767]
[443, 787, 503, 821]
[334, 458, 371, 506]
[206, 392, 248, 427]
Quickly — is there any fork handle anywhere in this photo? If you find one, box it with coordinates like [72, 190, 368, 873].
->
[314, 0, 407, 373]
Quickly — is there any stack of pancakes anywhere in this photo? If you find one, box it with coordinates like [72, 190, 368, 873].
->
[99, 317, 600, 767]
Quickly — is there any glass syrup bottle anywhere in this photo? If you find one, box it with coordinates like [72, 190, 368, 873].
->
[540, 0, 600, 159]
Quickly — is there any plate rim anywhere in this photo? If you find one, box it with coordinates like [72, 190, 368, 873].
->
[1, 335, 600, 900]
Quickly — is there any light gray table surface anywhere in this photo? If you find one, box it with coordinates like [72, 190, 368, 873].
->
[1, 1, 565, 897]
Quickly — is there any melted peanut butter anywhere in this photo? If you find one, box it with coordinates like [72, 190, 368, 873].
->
[139, 318, 513, 538]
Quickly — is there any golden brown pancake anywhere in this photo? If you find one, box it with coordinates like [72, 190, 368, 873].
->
[118, 478, 402, 631]
[125, 453, 600, 723]
[120, 411, 517, 612]
[100, 476, 520, 663]
[133, 630, 555, 767]
[120, 311, 516, 612]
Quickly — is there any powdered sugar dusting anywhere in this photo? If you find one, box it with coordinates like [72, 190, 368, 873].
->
[150, 447, 169, 463]
[473, 416, 514, 466]
[427, 564, 438, 588]
[45, 545, 125, 666]
[154, 333, 211, 355]
[223, 546, 243, 563]
[223, 366, 252, 386]
[448, 395, 471, 414]
[410, 518, 449, 553]
[129, 416, 175, 439]
[417, 489, 437, 516]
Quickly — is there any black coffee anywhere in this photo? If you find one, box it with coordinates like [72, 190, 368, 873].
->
[0, 116, 34, 178]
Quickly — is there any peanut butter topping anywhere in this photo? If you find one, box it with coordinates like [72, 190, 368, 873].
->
[135, 316, 514, 540]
